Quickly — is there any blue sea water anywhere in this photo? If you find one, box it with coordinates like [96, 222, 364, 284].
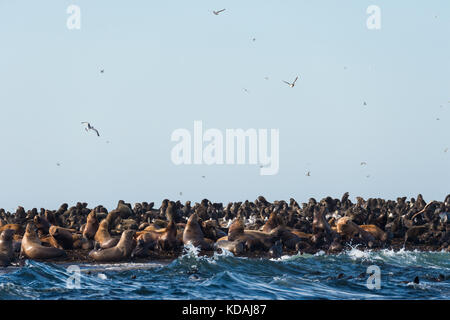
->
[0, 245, 449, 300]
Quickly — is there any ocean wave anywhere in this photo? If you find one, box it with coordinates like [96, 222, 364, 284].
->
[0, 250, 448, 299]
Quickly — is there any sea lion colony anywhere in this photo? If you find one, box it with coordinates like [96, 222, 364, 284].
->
[0, 193, 449, 266]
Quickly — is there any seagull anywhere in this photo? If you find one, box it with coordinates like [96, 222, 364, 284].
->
[100, 69, 104, 73]
[179, 192, 183, 196]
[243, 88, 250, 94]
[361, 162, 367, 166]
[81, 122, 100, 137]
[213, 9, 226, 15]
[306, 171, 311, 177]
[283, 76, 298, 88]
[56, 162, 61, 167]
[252, 38, 256, 42]
[363, 101, 367, 106]
[201, 175, 206, 179]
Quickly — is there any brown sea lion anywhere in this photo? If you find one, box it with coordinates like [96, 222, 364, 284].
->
[49, 226, 74, 250]
[21, 224, 66, 260]
[214, 239, 244, 255]
[33, 216, 50, 236]
[260, 212, 283, 233]
[182, 213, 214, 250]
[360, 225, 388, 242]
[0, 224, 23, 235]
[228, 218, 277, 251]
[89, 230, 136, 262]
[157, 219, 180, 251]
[94, 220, 119, 249]
[336, 217, 375, 242]
[83, 211, 99, 240]
[132, 232, 159, 257]
[72, 233, 94, 250]
[0, 229, 15, 267]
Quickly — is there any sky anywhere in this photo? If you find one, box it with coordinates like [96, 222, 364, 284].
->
[0, 0, 448, 211]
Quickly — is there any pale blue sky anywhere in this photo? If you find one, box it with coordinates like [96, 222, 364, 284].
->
[0, 1, 448, 211]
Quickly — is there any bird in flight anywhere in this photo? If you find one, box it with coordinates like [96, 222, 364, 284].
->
[56, 162, 61, 167]
[306, 171, 311, 177]
[361, 162, 367, 166]
[100, 69, 104, 73]
[445, 148, 449, 153]
[201, 175, 206, 179]
[283, 76, 298, 88]
[363, 101, 367, 106]
[81, 122, 100, 137]
[213, 9, 226, 15]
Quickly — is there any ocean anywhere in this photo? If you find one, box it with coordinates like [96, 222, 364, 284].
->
[0, 245, 448, 300]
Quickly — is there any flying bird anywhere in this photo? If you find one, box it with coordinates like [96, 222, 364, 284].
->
[56, 162, 61, 167]
[81, 122, 100, 137]
[306, 171, 311, 177]
[363, 101, 367, 106]
[445, 148, 448, 153]
[100, 69, 104, 73]
[283, 76, 298, 88]
[361, 162, 367, 166]
[213, 9, 226, 15]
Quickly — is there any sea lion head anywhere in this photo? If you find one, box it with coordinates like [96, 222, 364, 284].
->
[99, 219, 109, 230]
[24, 223, 40, 241]
[0, 229, 15, 241]
[120, 230, 135, 242]
[87, 211, 98, 223]
[228, 217, 245, 241]
[118, 230, 136, 255]
[49, 225, 59, 237]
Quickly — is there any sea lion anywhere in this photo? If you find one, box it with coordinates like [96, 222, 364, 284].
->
[89, 230, 136, 262]
[269, 240, 283, 258]
[21, 224, 66, 260]
[182, 213, 214, 250]
[0, 229, 15, 267]
[336, 217, 375, 242]
[49, 226, 74, 250]
[33, 216, 50, 236]
[360, 225, 388, 242]
[94, 220, 119, 249]
[214, 239, 244, 255]
[228, 218, 277, 251]
[131, 232, 159, 257]
[83, 211, 99, 240]
[0, 224, 23, 236]
[260, 212, 283, 233]
[157, 219, 179, 251]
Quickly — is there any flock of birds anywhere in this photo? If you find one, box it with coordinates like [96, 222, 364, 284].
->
[67, 8, 449, 182]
